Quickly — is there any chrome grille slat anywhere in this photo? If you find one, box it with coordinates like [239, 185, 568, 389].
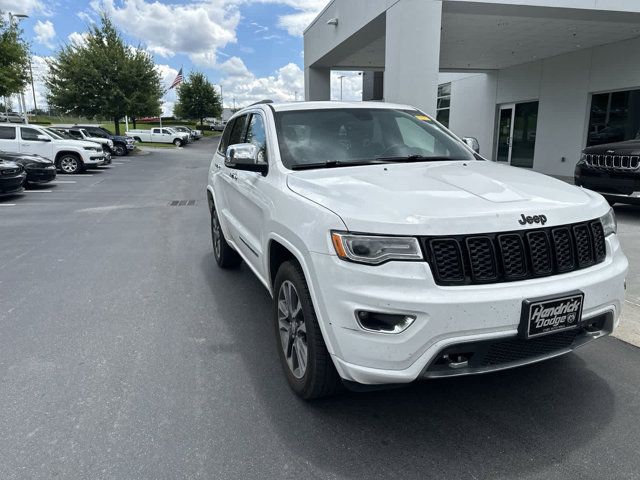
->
[585, 153, 640, 171]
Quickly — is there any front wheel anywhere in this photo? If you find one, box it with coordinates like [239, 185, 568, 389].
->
[113, 144, 127, 156]
[211, 205, 241, 268]
[58, 154, 84, 174]
[274, 261, 340, 400]
[173, 138, 183, 147]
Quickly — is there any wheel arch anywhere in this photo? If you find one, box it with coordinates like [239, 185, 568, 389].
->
[54, 150, 82, 164]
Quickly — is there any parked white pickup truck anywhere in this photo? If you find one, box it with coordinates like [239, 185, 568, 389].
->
[126, 128, 189, 146]
[0, 124, 106, 174]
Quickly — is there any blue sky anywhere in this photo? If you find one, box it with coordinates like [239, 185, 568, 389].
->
[0, 0, 363, 113]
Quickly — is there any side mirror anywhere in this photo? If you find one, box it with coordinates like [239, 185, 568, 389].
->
[226, 143, 268, 175]
[462, 137, 480, 154]
[36, 134, 51, 142]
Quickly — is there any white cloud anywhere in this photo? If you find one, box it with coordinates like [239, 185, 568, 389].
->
[34, 20, 56, 48]
[249, 0, 327, 36]
[330, 71, 363, 102]
[0, 0, 48, 16]
[96, 0, 241, 67]
[76, 11, 96, 24]
[67, 31, 88, 47]
[219, 56, 303, 107]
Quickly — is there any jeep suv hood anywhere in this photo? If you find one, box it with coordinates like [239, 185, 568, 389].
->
[286, 161, 608, 235]
[54, 139, 101, 149]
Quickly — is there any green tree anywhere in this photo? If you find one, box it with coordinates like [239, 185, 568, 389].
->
[174, 72, 222, 127]
[46, 15, 162, 134]
[0, 14, 30, 102]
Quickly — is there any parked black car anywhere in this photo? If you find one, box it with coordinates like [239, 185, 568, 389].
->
[0, 160, 26, 196]
[75, 125, 135, 156]
[0, 151, 56, 186]
[575, 139, 640, 205]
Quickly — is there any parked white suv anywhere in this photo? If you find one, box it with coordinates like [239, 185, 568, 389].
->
[0, 124, 105, 174]
[206, 101, 628, 399]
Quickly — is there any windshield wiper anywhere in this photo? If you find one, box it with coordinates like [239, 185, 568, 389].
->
[375, 155, 458, 163]
[290, 159, 389, 170]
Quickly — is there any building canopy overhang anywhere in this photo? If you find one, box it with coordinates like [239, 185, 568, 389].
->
[305, 0, 640, 73]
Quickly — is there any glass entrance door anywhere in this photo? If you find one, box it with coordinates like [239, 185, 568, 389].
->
[496, 101, 539, 168]
[496, 105, 514, 163]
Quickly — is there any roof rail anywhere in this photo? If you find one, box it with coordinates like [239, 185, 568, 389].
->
[248, 99, 274, 106]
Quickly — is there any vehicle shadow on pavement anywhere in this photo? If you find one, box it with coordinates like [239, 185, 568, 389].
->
[201, 254, 615, 480]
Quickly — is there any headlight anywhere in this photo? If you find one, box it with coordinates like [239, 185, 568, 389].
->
[331, 232, 423, 265]
[600, 208, 617, 237]
[83, 146, 97, 151]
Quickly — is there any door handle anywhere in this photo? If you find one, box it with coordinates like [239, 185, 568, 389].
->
[230, 172, 238, 180]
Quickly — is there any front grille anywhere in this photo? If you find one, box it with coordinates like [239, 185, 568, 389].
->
[584, 154, 640, 171]
[423, 220, 606, 286]
[480, 329, 580, 366]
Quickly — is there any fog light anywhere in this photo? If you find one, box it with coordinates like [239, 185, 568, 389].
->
[355, 310, 416, 334]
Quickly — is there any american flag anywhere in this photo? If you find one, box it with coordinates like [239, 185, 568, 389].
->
[168, 68, 184, 90]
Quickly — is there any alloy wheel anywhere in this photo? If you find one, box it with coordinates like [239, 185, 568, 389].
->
[277, 280, 308, 379]
[60, 156, 78, 173]
[211, 211, 221, 260]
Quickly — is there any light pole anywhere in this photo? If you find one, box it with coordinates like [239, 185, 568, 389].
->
[8, 12, 31, 123]
[338, 75, 346, 101]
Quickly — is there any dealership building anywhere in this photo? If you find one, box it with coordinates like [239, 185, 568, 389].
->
[303, 0, 640, 180]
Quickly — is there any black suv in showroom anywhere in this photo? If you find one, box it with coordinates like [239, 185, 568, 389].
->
[575, 139, 640, 205]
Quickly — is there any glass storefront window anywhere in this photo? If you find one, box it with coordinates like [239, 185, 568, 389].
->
[587, 89, 640, 147]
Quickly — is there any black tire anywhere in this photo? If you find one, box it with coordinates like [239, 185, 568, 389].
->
[113, 143, 127, 156]
[210, 205, 242, 268]
[57, 153, 84, 174]
[173, 138, 182, 147]
[273, 261, 340, 400]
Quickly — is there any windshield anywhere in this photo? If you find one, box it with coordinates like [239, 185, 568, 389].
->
[44, 128, 65, 140]
[274, 108, 475, 169]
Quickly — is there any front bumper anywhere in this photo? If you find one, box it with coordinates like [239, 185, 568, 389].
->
[576, 166, 640, 204]
[0, 173, 26, 195]
[309, 235, 628, 385]
[26, 168, 56, 184]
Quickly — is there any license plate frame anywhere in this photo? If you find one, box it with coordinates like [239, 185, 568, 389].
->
[520, 291, 584, 339]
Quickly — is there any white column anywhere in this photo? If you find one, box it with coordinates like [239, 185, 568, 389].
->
[305, 67, 331, 101]
[384, 0, 443, 115]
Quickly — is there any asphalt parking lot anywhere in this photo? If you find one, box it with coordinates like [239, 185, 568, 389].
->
[1, 138, 640, 479]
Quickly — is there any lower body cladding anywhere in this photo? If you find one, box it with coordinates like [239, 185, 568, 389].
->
[309, 235, 628, 385]
[576, 168, 640, 205]
[86, 155, 107, 167]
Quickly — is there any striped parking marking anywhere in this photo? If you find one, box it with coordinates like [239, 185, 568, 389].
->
[0, 204, 16, 207]
[50, 180, 77, 184]
[25, 190, 53, 193]
[58, 174, 94, 177]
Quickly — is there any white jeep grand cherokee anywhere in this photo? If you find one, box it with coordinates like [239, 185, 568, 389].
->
[206, 101, 628, 399]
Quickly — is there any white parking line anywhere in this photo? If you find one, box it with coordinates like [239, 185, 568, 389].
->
[51, 180, 76, 184]
[0, 204, 16, 207]
[58, 174, 93, 177]
[25, 190, 53, 193]
[113, 162, 125, 165]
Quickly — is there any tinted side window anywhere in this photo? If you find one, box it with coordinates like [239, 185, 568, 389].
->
[21, 127, 42, 141]
[218, 118, 235, 153]
[0, 126, 16, 139]
[246, 114, 268, 162]
[228, 115, 248, 146]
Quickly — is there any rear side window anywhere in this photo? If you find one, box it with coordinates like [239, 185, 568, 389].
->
[21, 127, 42, 141]
[0, 126, 16, 139]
